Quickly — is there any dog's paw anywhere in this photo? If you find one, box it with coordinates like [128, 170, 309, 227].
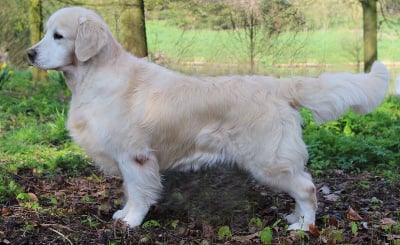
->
[113, 209, 127, 220]
[112, 208, 145, 227]
[287, 220, 314, 231]
[285, 213, 300, 224]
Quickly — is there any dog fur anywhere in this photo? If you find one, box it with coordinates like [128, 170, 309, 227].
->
[27, 7, 389, 230]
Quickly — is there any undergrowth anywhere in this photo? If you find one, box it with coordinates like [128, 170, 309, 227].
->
[302, 96, 400, 180]
[0, 68, 88, 202]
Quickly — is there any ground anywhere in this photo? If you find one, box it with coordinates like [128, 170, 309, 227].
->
[0, 165, 399, 244]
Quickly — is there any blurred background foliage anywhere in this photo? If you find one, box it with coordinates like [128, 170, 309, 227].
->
[2, 0, 400, 70]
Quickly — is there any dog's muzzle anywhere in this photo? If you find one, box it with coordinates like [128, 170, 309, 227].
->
[27, 48, 37, 64]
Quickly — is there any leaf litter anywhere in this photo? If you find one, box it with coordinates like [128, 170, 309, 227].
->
[0, 165, 399, 244]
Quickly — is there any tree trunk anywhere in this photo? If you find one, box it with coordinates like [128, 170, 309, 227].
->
[360, 0, 377, 72]
[29, 0, 46, 81]
[120, 0, 148, 57]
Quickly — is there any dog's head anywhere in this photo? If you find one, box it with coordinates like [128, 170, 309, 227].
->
[27, 7, 109, 70]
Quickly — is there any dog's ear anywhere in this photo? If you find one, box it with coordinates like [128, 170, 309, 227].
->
[75, 17, 107, 62]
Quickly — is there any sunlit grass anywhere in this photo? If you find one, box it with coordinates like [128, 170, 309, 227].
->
[146, 20, 400, 68]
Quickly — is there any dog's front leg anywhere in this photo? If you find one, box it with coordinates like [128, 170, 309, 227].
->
[113, 151, 162, 227]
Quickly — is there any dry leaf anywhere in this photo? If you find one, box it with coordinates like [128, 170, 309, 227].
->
[308, 224, 320, 237]
[202, 222, 215, 239]
[28, 192, 39, 202]
[386, 234, 400, 240]
[319, 185, 331, 195]
[347, 207, 362, 221]
[1, 207, 12, 216]
[324, 194, 340, 202]
[380, 218, 397, 226]
[232, 231, 260, 243]
[282, 238, 293, 245]
[333, 169, 345, 175]
[328, 215, 339, 228]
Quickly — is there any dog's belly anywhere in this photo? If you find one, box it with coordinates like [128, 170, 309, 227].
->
[163, 147, 234, 171]
[151, 122, 247, 171]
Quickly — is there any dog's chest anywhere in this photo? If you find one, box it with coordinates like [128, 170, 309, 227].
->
[66, 102, 117, 156]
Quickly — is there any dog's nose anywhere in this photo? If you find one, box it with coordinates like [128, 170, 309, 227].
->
[27, 49, 37, 63]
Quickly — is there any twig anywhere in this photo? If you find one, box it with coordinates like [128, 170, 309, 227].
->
[232, 231, 261, 243]
[92, 214, 107, 224]
[48, 227, 73, 245]
[41, 223, 74, 232]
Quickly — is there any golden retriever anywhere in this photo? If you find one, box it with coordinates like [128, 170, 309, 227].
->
[27, 7, 389, 231]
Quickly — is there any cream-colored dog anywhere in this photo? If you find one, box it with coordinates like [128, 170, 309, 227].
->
[27, 7, 389, 231]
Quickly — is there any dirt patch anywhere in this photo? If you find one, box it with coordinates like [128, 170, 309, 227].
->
[1, 166, 399, 244]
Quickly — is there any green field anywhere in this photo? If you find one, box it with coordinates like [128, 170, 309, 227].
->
[146, 20, 400, 75]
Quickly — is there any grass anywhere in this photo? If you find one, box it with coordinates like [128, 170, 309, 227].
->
[146, 20, 400, 71]
[0, 68, 89, 201]
[147, 21, 234, 63]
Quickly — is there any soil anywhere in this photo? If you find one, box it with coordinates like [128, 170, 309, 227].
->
[1, 165, 399, 244]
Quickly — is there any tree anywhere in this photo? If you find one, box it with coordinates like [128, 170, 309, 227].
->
[120, 0, 148, 57]
[29, 0, 46, 81]
[0, 1, 30, 68]
[230, 0, 306, 73]
[360, 0, 377, 72]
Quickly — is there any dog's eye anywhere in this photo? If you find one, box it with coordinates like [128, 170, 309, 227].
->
[53, 32, 63, 40]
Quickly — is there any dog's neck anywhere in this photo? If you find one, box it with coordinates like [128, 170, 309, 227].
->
[62, 37, 123, 94]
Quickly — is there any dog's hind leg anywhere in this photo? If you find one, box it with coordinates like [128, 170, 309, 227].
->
[243, 110, 317, 231]
[282, 171, 317, 231]
[250, 164, 317, 231]
[113, 151, 162, 227]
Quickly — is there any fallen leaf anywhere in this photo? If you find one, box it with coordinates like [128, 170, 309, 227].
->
[289, 230, 303, 241]
[1, 207, 11, 216]
[26, 192, 39, 202]
[347, 207, 362, 221]
[282, 238, 293, 245]
[386, 234, 400, 240]
[319, 185, 331, 195]
[324, 194, 340, 202]
[328, 216, 339, 228]
[380, 218, 397, 226]
[232, 231, 260, 243]
[333, 169, 345, 175]
[308, 224, 320, 237]
[335, 181, 350, 194]
[202, 222, 215, 239]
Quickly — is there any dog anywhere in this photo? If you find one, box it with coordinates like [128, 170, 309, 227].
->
[27, 7, 389, 231]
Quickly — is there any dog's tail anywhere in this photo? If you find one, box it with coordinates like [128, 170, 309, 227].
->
[289, 61, 389, 124]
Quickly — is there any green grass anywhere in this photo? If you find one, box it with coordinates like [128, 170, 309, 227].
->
[146, 20, 400, 67]
[147, 21, 234, 63]
[0, 69, 89, 201]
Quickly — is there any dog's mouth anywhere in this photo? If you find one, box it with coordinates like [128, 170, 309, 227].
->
[26, 49, 57, 70]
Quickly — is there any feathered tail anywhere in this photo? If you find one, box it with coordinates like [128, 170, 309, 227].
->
[290, 61, 389, 124]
